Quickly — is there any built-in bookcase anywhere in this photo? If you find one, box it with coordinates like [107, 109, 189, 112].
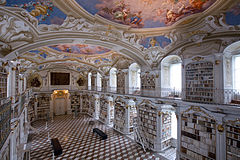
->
[37, 94, 50, 119]
[180, 113, 216, 160]
[71, 94, 80, 116]
[99, 96, 107, 123]
[185, 61, 214, 103]
[0, 67, 7, 99]
[226, 122, 240, 160]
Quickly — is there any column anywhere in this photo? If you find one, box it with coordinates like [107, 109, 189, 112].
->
[34, 95, 38, 118]
[214, 53, 224, 104]
[155, 108, 162, 152]
[216, 120, 226, 160]
[11, 67, 16, 102]
[94, 94, 100, 119]
[24, 76, 27, 91]
[176, 106, 181, 160]
[7, 67, 13, 98]
[106, 96, 114, 126]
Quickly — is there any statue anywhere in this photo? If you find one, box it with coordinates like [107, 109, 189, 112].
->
[30, 77, 41, 87]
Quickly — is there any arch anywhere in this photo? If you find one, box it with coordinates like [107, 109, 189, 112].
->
[223, 41, 240, 57]
[161, 55, 182, 97]
[109, 67, 117, 92]
[223, 41, 240, 103]
[129, 63, 141, 94]
[5, 33, 150, 70]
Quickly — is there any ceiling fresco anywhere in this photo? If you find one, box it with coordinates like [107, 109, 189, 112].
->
[140, 36, 172, 49]
[76, 0, 217, 28]
[19, 44, 134, 73]
[225, 3, 240, 25]
[6, 0, 66, 25]
[48, 44, 111, 55]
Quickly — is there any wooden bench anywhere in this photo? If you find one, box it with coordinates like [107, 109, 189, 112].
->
[51, 138, 63, 156]
[93, 128, 107, 140]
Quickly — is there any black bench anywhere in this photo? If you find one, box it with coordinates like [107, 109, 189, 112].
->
[51, 138, 63, 156]
[93, 128, 108, 140]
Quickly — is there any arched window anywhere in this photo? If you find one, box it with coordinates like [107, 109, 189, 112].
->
[161, 55, 182, 97]
[109, 68, 117, 92]
[129, 63, 141, 94]
[233, 55, 240, 90]
[223, 41, 240, 104]
[96, 72, 102, 91]
[88, 72, 92, 90]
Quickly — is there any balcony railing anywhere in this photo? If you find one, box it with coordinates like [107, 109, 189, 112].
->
[85, 86, 240, 105]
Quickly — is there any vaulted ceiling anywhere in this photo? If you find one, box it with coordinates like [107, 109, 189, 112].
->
[1, 0, 240, 75]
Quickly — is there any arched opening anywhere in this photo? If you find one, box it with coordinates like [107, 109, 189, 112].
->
[129, 63, 141, 94]
[223, 41, 240, 104]
[96, 72, 102, 91]
[161, 55, 182, 98]
[109, 68, 117, 92]
[88, 72, 92, 90]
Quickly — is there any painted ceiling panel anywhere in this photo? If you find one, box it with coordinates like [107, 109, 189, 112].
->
[47, 44, 111, 55]
[226, 3, 240, 25]
[6, 0, 66, 25]
[76, 0, 217, 28]
[140, 36, 172, 49]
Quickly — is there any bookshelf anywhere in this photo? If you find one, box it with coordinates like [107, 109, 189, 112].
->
[71, 94, 80, 116]
[99, 96, 107, 123]
[185, 61, 214, 103]
[226, 122, 240, 160]
[180, 113, 216, 160]
[141, 73, 156, 90]
[37, 94, 50, 119]
[129, 104, 137, 133]
[161, 112, 172, 150]
[27, 98, 35, 122]
[114, 102, 126, 133]
[89, 95, 95, 117]
[138, 104, 158, 150]
[117, 71, 125, 94]
[81, 94, 90, 113]
[0, 67, 7, 99]
[0, 101, 11, 150]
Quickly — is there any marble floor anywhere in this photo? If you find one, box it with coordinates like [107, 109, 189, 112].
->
[28, 114, 175, 160]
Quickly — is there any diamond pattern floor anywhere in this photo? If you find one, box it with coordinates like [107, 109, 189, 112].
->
[29, 114, 168, 160]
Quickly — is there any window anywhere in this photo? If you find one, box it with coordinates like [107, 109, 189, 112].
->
[129, 63, 141, 94]
[233, 55, 240, 90]
[110, 68, 117, 92]
[161, 55, 182, 97]
[170, 63, 182, 91]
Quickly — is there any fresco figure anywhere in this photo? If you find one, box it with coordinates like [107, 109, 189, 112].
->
[130, 11, 143, 25]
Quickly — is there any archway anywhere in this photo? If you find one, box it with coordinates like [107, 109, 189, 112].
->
[223, 41, 240, 104]
[161, 55, 182, 98]
[129, 63, 141, 94]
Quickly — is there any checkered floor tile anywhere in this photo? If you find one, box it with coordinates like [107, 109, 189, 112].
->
[29, 114, 169, 160]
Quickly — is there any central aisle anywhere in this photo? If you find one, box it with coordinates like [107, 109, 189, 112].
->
[28, 115, 167, 160]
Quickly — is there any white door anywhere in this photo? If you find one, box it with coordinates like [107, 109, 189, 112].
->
[55, 98, 66, 115]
